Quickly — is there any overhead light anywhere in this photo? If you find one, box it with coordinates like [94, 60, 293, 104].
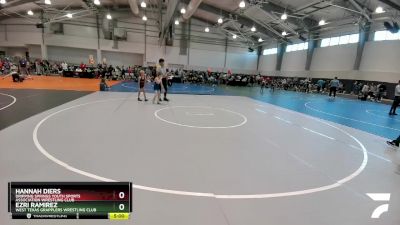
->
[175, 19, 179, 25]
[142, 15, 147, 21]
[251, 26, 256, 32]
[319, 19, 326, 26]
[282, 31, 287, 36]
[27, 10, 34, 15]
[106, 13, 112, 20]
[375, 6, 385, 14]
[218, 17, 223, 24]
[281, 13, 287, 20]
[258, 37, 263, 42]
[66, 13, 73, 18]
[44, 0, 51, 5]
[205, 27, 210, 32]
[239, 0, 245, 8]
[141, 1, 146, 8]
[0, 0, 6, 4]
[94, 0, 100, 5]
[180, 7, 186, 14]
[233, 34, 237, 39]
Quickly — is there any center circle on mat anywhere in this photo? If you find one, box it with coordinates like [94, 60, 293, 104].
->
[154, 106, 247, 128]
[33, 98, 368, 199]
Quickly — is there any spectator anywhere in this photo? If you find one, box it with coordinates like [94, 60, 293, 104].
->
[329, 77, 340, 98]
[316, 79, 324, 93]
[0, 60, 3, 75]
[377, 83, 386, 102]
[369, 83, 377, 100]
[80, 62, 86, 72]
[121, 66, 126, 80]
[360, 83, 370, 101]
[19, 57, 28, 75]
[107, 65, 114, 80]
[352, 81, 358, 94]
[389, 80, 400, 116]
[61, 61, 68, 71]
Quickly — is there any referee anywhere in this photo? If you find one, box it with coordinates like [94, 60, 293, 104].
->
[157, 58, 169, 101]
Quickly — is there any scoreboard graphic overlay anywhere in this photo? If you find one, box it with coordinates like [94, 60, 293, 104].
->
[8, 182, 132, 220]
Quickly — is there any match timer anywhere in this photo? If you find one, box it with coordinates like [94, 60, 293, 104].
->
[8, 182, 132, 220]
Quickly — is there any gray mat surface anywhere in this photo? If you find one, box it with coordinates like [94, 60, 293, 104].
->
[1, 92, 399, 225]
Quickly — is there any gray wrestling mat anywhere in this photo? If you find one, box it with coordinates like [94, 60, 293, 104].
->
[0, 92, 399, 225]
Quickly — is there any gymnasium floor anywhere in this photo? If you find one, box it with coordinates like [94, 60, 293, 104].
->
[0, 80, 400, 225]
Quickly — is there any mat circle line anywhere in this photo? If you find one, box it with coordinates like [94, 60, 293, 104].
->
[0, 93, 17, 111]
[154, 106, 247, 129]
[33, 98, 368, 199]
[305, 102, 400, 131]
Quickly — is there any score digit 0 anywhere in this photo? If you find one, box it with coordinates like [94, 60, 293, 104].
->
[119, 192, 125, 199]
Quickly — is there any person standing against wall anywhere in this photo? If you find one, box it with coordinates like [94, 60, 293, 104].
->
[389, 80, 400, 116]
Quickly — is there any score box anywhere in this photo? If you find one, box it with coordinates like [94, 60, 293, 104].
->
[8, 182, 132, 220]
